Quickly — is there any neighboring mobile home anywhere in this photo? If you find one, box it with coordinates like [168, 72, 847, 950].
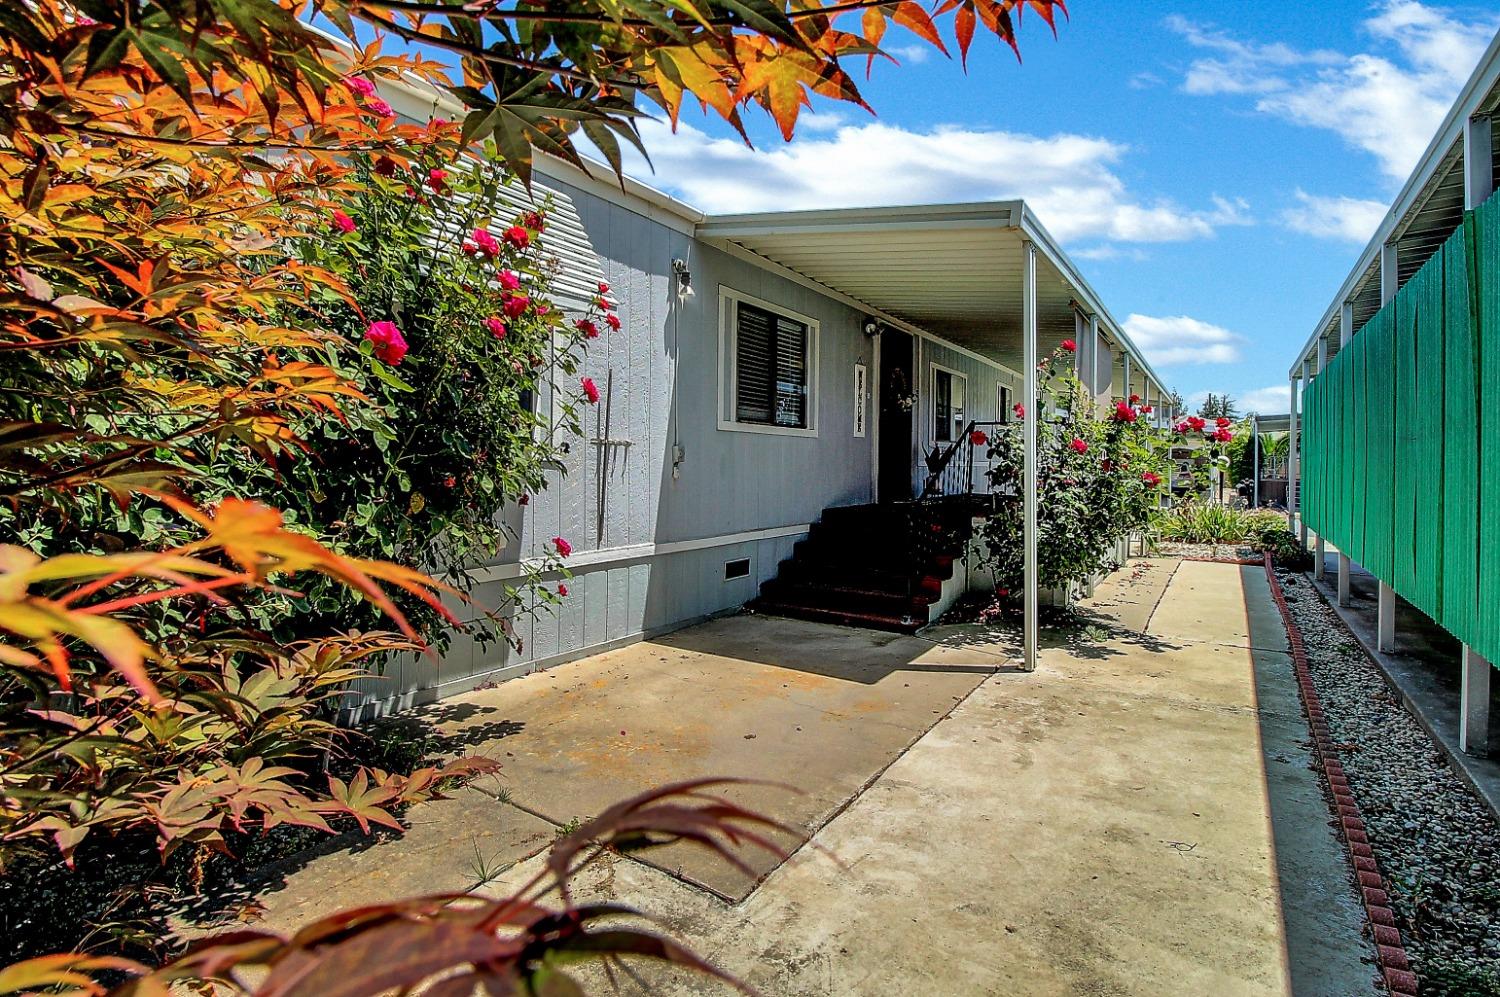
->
[1287, 27, 1500, 757]
[348, 76, 1177, 718]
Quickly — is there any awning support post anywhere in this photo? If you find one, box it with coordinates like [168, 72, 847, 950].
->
[1461, 646, 1492, 756]
[1288, 373, 1299, 530]
[1022, 239, 1039, 673]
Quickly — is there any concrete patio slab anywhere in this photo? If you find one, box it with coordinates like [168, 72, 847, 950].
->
[435, 615, 1006, 899]
[469, 559, 1373, 997]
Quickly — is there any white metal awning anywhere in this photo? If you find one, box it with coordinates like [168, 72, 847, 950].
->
[696, 200, 1169, 398]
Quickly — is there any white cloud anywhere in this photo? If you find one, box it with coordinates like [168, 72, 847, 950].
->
[887, 44, 931, 65]
[1239, 385, 1292, 416]
[1182, 384, 1290, 416]
[1280, 189, 1388, 242]
[1168, 2, 1499, 180]
[1123, 313, 1243, 366]
[617, 118, 1251, 245]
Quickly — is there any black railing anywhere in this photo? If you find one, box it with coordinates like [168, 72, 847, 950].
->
[918, 420, 1006, 501]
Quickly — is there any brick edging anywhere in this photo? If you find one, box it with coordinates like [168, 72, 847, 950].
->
[1260, 551, 1419, 996]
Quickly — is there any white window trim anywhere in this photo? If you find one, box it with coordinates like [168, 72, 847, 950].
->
[717, 286, 821, 438]
[928, 361, 968, 447]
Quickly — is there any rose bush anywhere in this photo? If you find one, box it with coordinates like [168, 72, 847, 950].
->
[229, 145, 615, 653]
[977, 344, 1170, 596]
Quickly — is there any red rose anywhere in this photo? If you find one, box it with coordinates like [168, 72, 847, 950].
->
[363, 320, 408, 365]
[1112, 401, 1137, 423]
[503, 225, 530, 249]
[502, 294, 530, 318]
[996, 588, 1009, 598]
[574, 318, 599, 338]
[498, 270, 521, 291]
[605, 312, 621, 331]
[969, 429, 989, 447]
[373, 155, 398, 177]
[552, 536, 572, 557]
[427, 168, 448, 193]
[1129, 393, 1140, 404]
[1069, 437, 1088, 454]
[581, 376, 600, 403]
[485, 316, 507, 339]
[1141, 405, 1153, 414]
[1060, 339, 1077, 352]
[1187, 416, 1206, 432]
[1216, 416, 1232, 428]
[330, 209, 356, 234]
[1012, 402, 1026, 420]
[518, 494, 529, 505]
[598, 281, 610, 294]
[443, 475, 457, 488]
[557, 583, 569, 597]
[1141, 471, 1162, 487]
[523, 210, 547, 231]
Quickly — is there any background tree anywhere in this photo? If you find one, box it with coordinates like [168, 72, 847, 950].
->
[1197, 392, 1240, 421]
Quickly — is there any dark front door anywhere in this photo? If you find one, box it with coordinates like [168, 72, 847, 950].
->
[878, 329, 915, 502]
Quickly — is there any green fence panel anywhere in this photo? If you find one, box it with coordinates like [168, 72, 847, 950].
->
[1442, 220, 1477, 641]
[1412, 253, 1445, 622]
[1302, 192, 1500, 668]
[1478, 193, 1500, 665]
[1393, 278, 1419, 598]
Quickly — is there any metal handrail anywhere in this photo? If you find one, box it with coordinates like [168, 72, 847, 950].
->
[918, 420, 976, 501]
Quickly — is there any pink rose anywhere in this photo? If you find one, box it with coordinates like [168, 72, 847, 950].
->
[581, 377, 600, 403]
[364, 320, 408, 365]
[427, 168, 448, 193]
[485, 316, 507, 339]
[498, 270, 521, 291]
[1012, 402, 1026, 420]
[471, 228, 501, 258]
[346, 77, 375, 97]
[330, 210, 356, 234]
[366, 98, 393, 117]
[502, 294, 530, 319]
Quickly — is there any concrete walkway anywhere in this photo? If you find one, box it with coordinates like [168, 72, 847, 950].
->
[184, 557, 1376, 995]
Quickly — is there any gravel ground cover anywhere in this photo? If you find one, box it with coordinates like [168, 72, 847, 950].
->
[1277, 566, 1500, 997]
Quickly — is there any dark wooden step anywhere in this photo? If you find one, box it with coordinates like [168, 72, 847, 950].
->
[759, 578, 934, 618]
[748, 598, 923, 634]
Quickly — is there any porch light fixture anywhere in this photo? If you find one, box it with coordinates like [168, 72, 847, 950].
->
[672, 258, 693, 298]
[862, 318, 882, 337]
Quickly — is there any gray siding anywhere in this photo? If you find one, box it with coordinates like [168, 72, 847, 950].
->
[346, 169, 883, 719]
[909, 336, 1019, 496]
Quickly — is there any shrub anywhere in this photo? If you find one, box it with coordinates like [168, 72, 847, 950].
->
[978, 346, 1170, 593]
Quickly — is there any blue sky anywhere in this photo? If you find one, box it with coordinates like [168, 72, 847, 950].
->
[587, 0, 1499, 415]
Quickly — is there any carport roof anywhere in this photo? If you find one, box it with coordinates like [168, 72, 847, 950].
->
[696, 200, 1169, 396]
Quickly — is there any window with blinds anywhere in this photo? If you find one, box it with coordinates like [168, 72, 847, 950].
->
[735, 301, 810, 429]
